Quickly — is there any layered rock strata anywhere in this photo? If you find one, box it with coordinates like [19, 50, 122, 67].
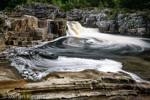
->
[0, 13, 66, 49]
[0, 69, 150, 99]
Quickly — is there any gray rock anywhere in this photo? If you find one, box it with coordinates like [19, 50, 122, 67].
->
[118, 26, 128, 35]
[96, 20, 115, 32]
[127, 29, 137, 35]
[137, 28, 146, 35]
[66, 9, 84, 21]
[14, 3, 61, 19]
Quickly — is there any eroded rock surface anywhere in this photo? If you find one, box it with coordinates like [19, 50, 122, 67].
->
[0, 69, 150, 99]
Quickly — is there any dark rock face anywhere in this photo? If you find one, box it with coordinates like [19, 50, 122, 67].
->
[50, 19, 66, 38]
[14, 3, 64, 19]
[67, 8, 150, 36]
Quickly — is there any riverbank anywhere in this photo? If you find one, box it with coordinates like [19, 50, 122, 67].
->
[1, 58, 150, 99]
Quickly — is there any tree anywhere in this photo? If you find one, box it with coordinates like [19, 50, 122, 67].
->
[99, 1, 104, 8]
[62, 0, 73, 11]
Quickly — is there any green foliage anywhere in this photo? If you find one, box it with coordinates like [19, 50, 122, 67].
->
[1, 0, 150, 11]
[121, 10, 128, 18]
[99, 1, 104, 8]
[4, 7, 13, 10]
[52, 0, 63, 8]
[104, 2, 109, 7]
[26, 0, 37, 4]
[61, 0, 74, 11]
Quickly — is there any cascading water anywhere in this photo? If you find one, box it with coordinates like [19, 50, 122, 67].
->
[2, 21, 150, 82]
[48, 21, 52, 34]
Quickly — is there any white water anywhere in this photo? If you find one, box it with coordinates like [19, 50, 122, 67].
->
[6, 21, 150, 83]
[11, 55, 147, 82]
[65, 21, 150, 82]
[11, 56, 122, 80]
[67, 21, 150, 51]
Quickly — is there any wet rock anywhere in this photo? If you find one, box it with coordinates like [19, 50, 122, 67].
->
[117, 57, 150, 81]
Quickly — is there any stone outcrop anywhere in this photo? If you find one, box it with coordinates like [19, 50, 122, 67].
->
[66, 8, 150, 36]
[5, 15, 48, 47]
[0, 12, 11, 53]
[3, 4, 150, 36]
[0, 14, 67, 48]
[66, 9, 84, 21]
[0, 69, 150, 99]
[14, 3, 65, 19]
[0, 12, 11, 33]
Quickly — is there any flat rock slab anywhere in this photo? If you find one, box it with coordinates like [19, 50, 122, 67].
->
[8, 70, 150, 99]
[0, 59, 25, 95]
[0, 62, 150, 100]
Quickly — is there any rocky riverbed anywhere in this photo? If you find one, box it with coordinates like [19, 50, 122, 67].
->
[0, 58, 150, 100]
[0, 3, 150, 100]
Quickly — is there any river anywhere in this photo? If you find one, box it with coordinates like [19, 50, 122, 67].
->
[2, 21, 150, 82]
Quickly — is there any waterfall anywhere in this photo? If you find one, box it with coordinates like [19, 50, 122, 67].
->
[66, 21, 150, 52]
[3, 21, 150, 82]
[47, 19, 53, 35]
[48, 21, 52, 35]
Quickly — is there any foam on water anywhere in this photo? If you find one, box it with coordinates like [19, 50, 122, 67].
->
[67, 21, 150, 51]
[3, 21, 150, 83]
[10, 55, 147, 82]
